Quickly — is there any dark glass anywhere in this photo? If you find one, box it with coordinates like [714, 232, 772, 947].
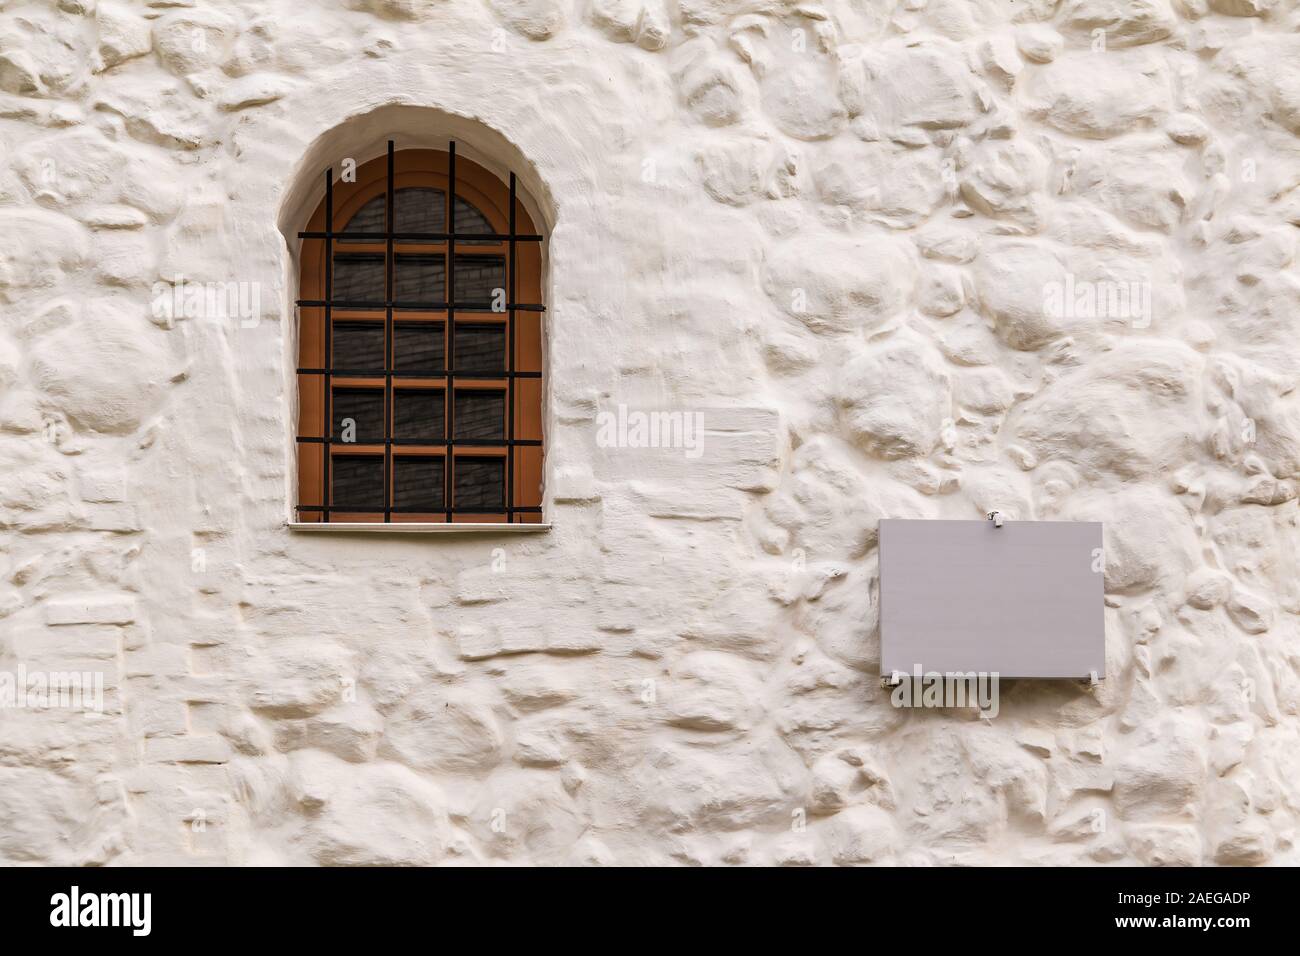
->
[394, 187, 445, 234]
[393, 457, 444, 512]
[454, 390, 505, 440]
[454, 324, 505, 375]
[340, 195, 385, 237]
[454, 457, 505, 511]
[453, 255, 505, 307]
[341, 188, 447, 238]
[332, 455, 384, 510]
[332, 388, 384, 441]
[454, 197, 495, 245]
[332, 255, 502, 306]
[393, 322, 444, 373]
[332, 254, 386, 303]
[332, 321, 385, 371]
[394, 254, 445, 304]
[393, 389, 444, 442]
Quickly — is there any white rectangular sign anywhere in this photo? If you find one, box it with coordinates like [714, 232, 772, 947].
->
[879, 519, 1105, 680]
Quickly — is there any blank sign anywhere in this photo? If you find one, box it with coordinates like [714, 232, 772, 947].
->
[879, 519, 1104, 679]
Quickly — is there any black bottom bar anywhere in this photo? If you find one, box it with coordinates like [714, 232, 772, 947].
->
[0, 865, 1281, 941]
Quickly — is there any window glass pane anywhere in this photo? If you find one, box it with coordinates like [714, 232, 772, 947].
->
[341, 195, 385, 237]
[302, 155, 543, 526]
[393, 389, 444, 442]
[453, 255, 505, 307]
[333, 255, 500, 305]
[393, 322, 444, 373]
[332, 254, 385, 303]
[454, 197, 495, 245]
[395, 187, 446, 235]
[394, 254, 444, 304]
[332, 387, 385, 441]
[454, 457, 505, 511]
[394, 457, 444, 512]
[332, 321, 385, 371]
[454, 390, 505, 440]
[454, 324, 505, 375]
[342, 188, 448, 237]
[332, 455, 384, 510]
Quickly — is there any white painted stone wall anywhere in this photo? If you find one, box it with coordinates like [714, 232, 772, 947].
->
[0, 0, 1297, 866]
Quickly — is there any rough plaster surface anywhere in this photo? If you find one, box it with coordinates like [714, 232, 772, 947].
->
[0, 0, 1298, 866]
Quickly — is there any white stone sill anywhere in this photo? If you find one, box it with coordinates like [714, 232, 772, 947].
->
[287, 522, 551, 534]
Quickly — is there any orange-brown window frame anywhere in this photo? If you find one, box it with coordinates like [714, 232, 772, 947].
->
[295, 143, 544, 524]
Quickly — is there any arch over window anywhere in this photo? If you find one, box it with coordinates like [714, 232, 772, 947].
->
[295, 142, 544, 524]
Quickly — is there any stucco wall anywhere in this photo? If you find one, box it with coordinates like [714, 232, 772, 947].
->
[1, 0, 1298, 866]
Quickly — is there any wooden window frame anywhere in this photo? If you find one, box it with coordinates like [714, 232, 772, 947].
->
[295, 142, 545, 525]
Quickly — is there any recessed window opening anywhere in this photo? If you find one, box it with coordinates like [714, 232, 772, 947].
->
[294, 142, 545, 524]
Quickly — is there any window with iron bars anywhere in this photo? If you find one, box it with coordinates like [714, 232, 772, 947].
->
[295, 142, 544, 524]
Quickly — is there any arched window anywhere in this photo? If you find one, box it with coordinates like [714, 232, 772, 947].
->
[294, 142, 544, 525]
